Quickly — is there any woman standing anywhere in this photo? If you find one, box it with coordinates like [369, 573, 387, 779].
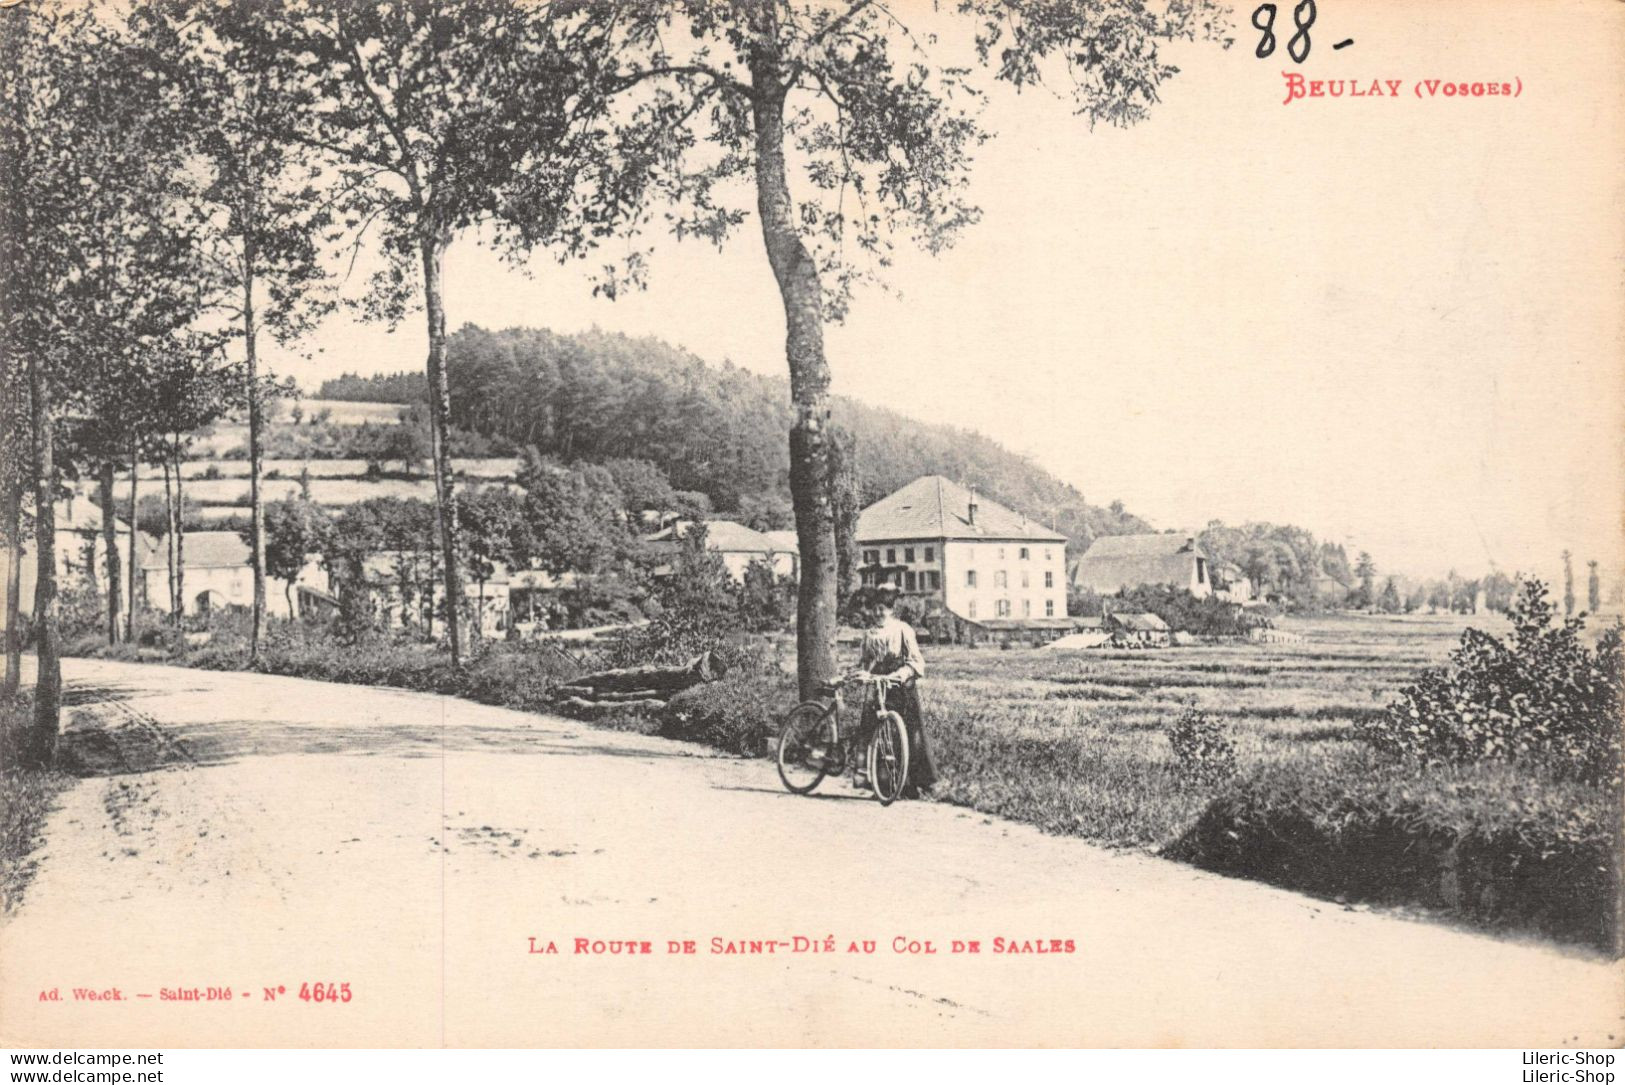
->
[855, 583, 939, 799]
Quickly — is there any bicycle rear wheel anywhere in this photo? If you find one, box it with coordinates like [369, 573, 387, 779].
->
[777, 702, 836, 795]
[867, 710, 910, 807]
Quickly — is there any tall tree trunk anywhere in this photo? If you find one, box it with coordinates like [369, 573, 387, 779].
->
[162, 455, 178, 623]
[244, 263, 266, 660]
[125, 435, 137, 641]
[28, 351, 58, 764]
[99, 461, 119, 644]
[173, 444, 185, 622]
[750, 75, 838, 701]
[419, 229, 464, 668]
[3, 460, 20, 700]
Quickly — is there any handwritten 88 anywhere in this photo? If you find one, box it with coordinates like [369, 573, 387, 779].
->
[1253, 1, 1317, 63]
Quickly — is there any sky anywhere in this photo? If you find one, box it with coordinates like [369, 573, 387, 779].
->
[263, 0, 1625, 587]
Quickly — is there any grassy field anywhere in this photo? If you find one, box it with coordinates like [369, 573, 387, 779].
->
[921, 612, 1506, 847]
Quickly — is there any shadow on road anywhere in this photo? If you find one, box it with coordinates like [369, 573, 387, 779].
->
[710, 782, 871, 802]
[54, 679, 708, 775]
[162, 719, 709, 769]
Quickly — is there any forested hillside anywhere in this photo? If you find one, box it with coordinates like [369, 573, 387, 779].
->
[317, 324, 1154, 549]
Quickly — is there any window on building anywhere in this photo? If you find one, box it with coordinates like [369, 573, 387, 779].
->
[1019, 547, 1030, 560]
[994, 571, 1007, 589]
[863, 549, 879, 565]
[1046, 549, 1054, 562]
[1196, 557, 1207, 584]
[998, 547, 1006, 560]
[1046, 600, 1055, 617]
[1023, 600, 1032, 617]
[905, 571, 917, 591]
[925, 571, 940, 590]
[924, 546, 935, 562]
[904, 547, 915, 563]
[886, 548, 896, 564]
[1044, 571, 1053, 588]
[1021, 572, 1030, 588]
[967, 600, 977, 618]
[966, 570, 977, 588]
[996, 599, 1011, 617]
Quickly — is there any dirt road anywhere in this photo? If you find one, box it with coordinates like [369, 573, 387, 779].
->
[2, 657, 1620, 1047]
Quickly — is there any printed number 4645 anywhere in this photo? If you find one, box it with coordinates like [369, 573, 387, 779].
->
[298, 982, 352, 1003]
[1253, 1, 1317, 63]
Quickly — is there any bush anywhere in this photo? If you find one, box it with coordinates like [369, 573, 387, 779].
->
[660, 669, 798, 755]
[1171, 755, 1622, 951]
[1360, 580, 1624, 785]
[457, 645, 581, 712]
[1163, 708, 1237, 788]
[1104, 585, 1267, 637]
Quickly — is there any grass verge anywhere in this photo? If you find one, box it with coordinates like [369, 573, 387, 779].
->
[1, 692, 74, 914]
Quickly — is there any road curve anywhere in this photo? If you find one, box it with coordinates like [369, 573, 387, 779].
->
[1, 657, 1619, 1047]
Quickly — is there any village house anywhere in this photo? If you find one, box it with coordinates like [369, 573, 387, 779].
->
[857, 476, 1069, 638]
[1071, 533, 1214, 598]
[1212, 562, 1257, 604]
[138, 531, 317, 619]
[643, 519, 797, 583]
[761, 530, 800, 579]
[1, 497, 153, 636]
[338, 551, 511, 637]
[1104, 611, 1170, 648]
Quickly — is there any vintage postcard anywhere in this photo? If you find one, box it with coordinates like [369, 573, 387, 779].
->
[0, 0, 1621, 1052]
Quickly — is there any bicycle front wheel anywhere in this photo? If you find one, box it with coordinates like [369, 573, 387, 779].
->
[777, 701, 835, 795]
[867, 710, 910, 807]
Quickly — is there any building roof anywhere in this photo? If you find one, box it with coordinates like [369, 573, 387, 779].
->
[1071, 533, 1203, 594]
[1107, 612, 1169, 632]
[761, 530, 799, 553]
[857, 476, 1066, 544]
[56, 495, 132, 536]
[645, 519, 781, 554]
[356, 551, 513, 585]
[139, 531, 250, 571]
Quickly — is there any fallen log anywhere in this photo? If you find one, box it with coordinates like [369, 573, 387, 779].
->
[552, 686, 670, 703]
[564, 651, 725, 695]
[555, 696, 668, 717]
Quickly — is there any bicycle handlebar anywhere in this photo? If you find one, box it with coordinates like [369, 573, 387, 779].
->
[839, 671, 901, 687]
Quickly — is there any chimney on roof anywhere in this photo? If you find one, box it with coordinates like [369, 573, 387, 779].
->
[967, 489, 978, 526]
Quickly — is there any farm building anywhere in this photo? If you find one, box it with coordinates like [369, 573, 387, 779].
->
[1311, 573, 1352, 606]
[857, 476, 1068, 631]
[1104, 611, 1170, 647]
[1071, 534, 1213, 598]
[643, 519, 797, 583]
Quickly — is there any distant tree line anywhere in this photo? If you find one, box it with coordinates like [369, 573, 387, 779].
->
[317, 325, 1158, 552]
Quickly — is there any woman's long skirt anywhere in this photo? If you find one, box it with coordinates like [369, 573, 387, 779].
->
[884, 682, 938, 793]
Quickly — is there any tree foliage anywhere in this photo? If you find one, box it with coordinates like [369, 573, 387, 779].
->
[1362, 580, 1624, 786]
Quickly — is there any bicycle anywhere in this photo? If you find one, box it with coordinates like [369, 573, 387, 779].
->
[776, 672, 910, 806]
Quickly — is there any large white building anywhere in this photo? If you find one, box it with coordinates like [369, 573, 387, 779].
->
[856, 476, 1069, 627]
